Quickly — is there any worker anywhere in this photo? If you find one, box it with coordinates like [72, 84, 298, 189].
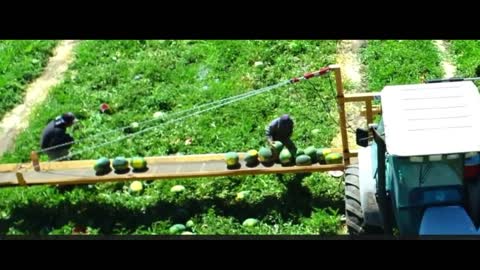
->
[265, 114, 297, 156]
[40, 112, 77, 161]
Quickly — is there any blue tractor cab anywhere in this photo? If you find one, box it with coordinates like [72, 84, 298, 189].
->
[347, 80, 480, 236]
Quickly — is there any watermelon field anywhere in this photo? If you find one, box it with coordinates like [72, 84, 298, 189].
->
[0, 40, 475, 235]
[0, 40, 58, 120]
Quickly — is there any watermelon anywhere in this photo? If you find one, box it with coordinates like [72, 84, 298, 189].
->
[99, 103, 111, 114]
[242, 218, 259, 227]
[94, 157, 111, 174]
[129, 181, 143, 192]
[181, 231, 195, 235]
[317, 148, 332, 164]
[296, 154, 312, 166]
[112, 157, 129, 172]
[169, 224, 187, 234]
[236, 191, 250, 201]
[271, 141, 284, 162]
[326, 153, 343, 164]
[125, 122, 140, 134]
[130, 122, 139, 130]
[225, 152, 240, 167]
[131, 156, 147, 171]
[258, 147, 273, 163]
[153, 111, 167, 121]
[153, 112, 167, 123]
[272, 141, 284, 153]
[186, 220, 195, 228]
[244, 150, 259, 167]
[296, 148, 305, 157]
[171, 185, 186, 193]
[279, 148, 293, 165]
[304, 146, 318, 163]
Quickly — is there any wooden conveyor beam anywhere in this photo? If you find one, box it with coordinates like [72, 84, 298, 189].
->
[0, 152, 346, 187]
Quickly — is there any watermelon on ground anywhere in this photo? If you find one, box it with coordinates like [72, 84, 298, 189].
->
[169, 224, 187, 234]
[243, 218, 259, 227]
[171, 185, 186, 193]
[129, 181, 143, 192]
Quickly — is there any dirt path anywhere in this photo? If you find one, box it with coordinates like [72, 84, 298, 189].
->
[331, 40, 368, 152]
[0, 40, 79, 156]
[434, 40, 456, 78]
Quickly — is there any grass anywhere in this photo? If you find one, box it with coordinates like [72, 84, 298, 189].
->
[361, 40, 444, 91]
[0, 40, 58, 120]
[0, 40, 345, 235]
[450, 40, 480, 78]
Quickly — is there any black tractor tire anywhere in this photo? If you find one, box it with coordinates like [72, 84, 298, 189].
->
[344, 165, 383, 235]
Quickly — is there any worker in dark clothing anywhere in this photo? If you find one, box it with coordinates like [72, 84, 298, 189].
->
[40, 112, 77, 161]
[265, 114, 297, 156]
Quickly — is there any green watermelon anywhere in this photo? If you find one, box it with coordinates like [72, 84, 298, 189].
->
[169, 224, 187, 234]
[258, 147, 273, 163]
[153, 111, 167, 120]
[171, 185, 186, 193]
[296, 154, 312, 166]
[304, 146, 318, 163]
[125, 122, 140, 133]
[317, 148, 332, 164]
[326, 152, 343, 164]
[186, 220, 195, 228]
[131, 156, 147, 171]
[94, 157, 111, 174]
[311, 129, 321, 135]
[296, 148, 305, 157]
[242, 218, 259, 227]
[272, 141, 284, 153]
[244, 150, 259, 167]
[279, 148, 293, 165]
[112, 157, 129, 172]
[271, 141, 284, 162]
[236, 191, 250, 201]
[225, 152, 240, 167]
[130, 122, 139, 131]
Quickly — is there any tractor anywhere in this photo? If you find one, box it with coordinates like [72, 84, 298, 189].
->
[345, 79, 480, 235]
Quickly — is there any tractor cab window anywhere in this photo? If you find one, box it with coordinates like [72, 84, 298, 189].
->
[391, 156, 464, 208]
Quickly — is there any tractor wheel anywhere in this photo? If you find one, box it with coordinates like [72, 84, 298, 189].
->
[344, 165, 383, 235]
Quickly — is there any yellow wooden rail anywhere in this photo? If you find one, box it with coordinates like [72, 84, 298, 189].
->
[0, 153, 346, 187]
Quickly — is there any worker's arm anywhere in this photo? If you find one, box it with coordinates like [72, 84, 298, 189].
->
[50, 129, 74, 148]
[265, 119, 277, 146]
[286, 122, 294, 138]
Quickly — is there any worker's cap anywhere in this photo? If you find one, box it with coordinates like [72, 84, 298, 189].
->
[62, 112, 78, 124]
[280, 114, 291, 122]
